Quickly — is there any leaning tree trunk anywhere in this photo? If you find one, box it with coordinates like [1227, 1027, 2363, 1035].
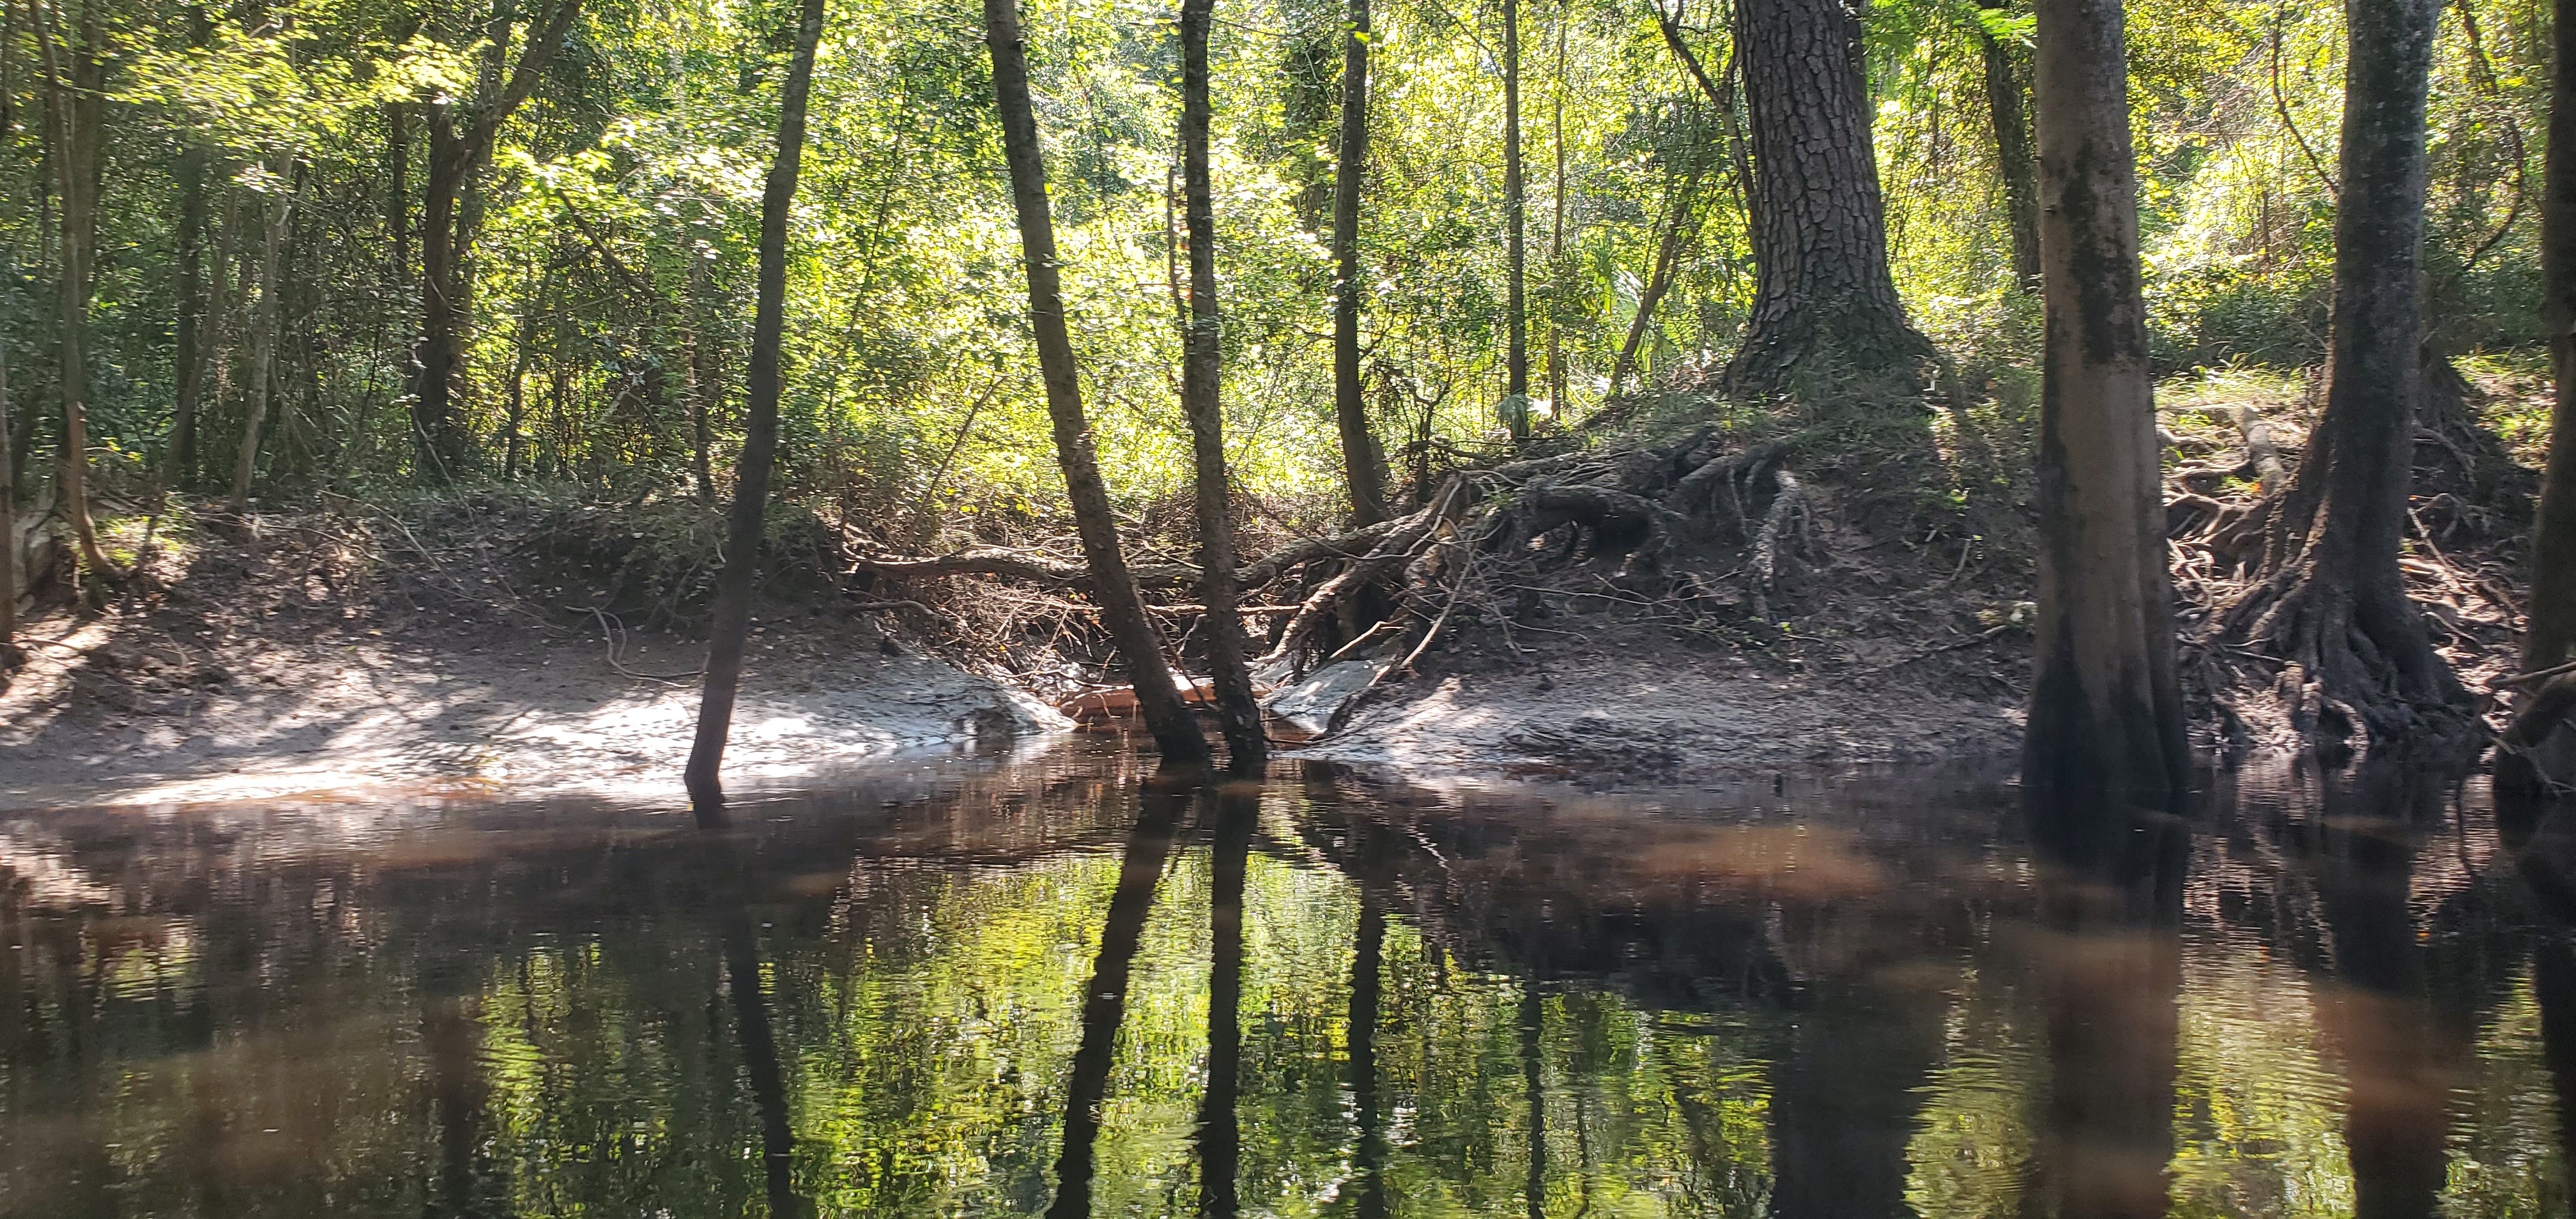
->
[683, 0, 824, 808]
[2024, 0, 2189, 806]
[1977, 1, 2042, 288]
[1723, 0, 1938, 399]
[1331, 0, 1390, 525]
[1501, 0, 1529, 443]
[2504, 0, 2576, 793]
[1179, 0, 1268, 770]
[986, 0, 1213, 769]
[2218, 0, 2469, 751]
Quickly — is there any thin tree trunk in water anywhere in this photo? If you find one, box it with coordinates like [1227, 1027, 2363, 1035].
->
[1978, 2, 2042, 288]
[2025, 0, 2188, 806]
[704, 834, 807, 1218]
[2218, 0, 2467, 750]
[1347, 890, 1390, 1219]
[1724, 0, 1935, 398]
[1608, 167, 1702, 399]
[2506, 0, 2576, 790]
[36, 0, 114, 586]
[1502, 0, 1528, 443]
[2024, 801, 2186, 1219]
[1331, 0, 1389, 524]
[1179, 0, 1266, 771]
[229, 178, 293, 512]
[1194, 789, 1256, 1218]
[1047, 790, 1187, 1219]
[985, 0, 1212, 769]
[684, 0, 823, 808]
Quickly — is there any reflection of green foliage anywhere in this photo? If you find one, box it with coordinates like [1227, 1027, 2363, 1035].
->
[1905, 967, 2037, 1219]
[2168, 930, 2354, 1219]
[2439, 968, 2567, 1219]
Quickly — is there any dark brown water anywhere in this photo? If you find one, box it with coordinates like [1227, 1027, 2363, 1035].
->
[3, 742, 2572, 1217]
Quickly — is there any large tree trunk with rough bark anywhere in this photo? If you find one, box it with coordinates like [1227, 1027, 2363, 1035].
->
[2218, 0, 2469, 753]
[684, 0, 823, 807]
[1723, 0, 1936, 399]
[2024, 0, 2189, 806]
[1977, 2, 2042, 288]
[1331, 0, 1389, 525]
[2505, 0, 2576, 795]
[985, 0, 1212, 770]
[1179, 0, 1266, 771]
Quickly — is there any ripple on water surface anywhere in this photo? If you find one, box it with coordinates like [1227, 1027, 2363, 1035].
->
[0, 742, 2568, 1217]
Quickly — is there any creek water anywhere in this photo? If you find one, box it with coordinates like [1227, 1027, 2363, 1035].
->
[2, 740, 2571, 1218]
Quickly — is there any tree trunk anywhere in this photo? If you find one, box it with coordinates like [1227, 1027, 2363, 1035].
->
[501, 267, 549, 482]
[1046, 789, 1186, 1219]
[168, 3, 213, 490]
[407, 0, 583, 484]
[1977, 2, 2042, 288]
[1544, 10, 1567, 417]
[686, 256, 717, 503]
[1179, 0, 1267, 771]
[1501, 0, 1528, 443]
[1, 344, 17, 661]
[229, 176, 293, 513]
[985, 0, 1212, 770]
[2023, 0, 2188, 806]
[1723, 0, 1935, 399]
[1331, 0, 1390, 525]
[2508, 0, 2576, 788]
[2218, 0, 2468, 751]
[683, 0, 824, 808]
[1608, 167, 1703, 399]
[36, 0, 114, 586]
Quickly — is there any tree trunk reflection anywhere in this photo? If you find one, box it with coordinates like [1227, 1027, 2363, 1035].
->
[1048, 788, 1189, 1219]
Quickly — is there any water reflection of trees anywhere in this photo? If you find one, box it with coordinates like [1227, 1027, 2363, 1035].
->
[1, 752, 2572, 1217]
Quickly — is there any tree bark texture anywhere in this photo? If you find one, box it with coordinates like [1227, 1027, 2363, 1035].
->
[684, 0, 824, 806]
[2502, 0, 2576, 793]
[1179, 0, 1268, 770]
[1332, 0, 1390, 524]
[36, 0, 114, 585]
[2220, 0, 2466, 749]
[1502, 0, 1528, 441]
[169, 7, 213, 489]
[407, 0, 583, 483]
[1977, 3, 2043, 288]
[1, 344, 16, 656]
[2025, 0, 2189, 806]
[1723, 0, 1933, 397]
[985, 0, 1213, 769]
[229, 178, 293, 512]
[2526, 0, 2576, 690]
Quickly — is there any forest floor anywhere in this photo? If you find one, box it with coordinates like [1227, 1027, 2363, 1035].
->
[0, 360, 2547, 802]
[0, 503, 1062, 809]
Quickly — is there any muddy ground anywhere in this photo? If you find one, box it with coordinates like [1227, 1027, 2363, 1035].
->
[0, 515, 1062, 809]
